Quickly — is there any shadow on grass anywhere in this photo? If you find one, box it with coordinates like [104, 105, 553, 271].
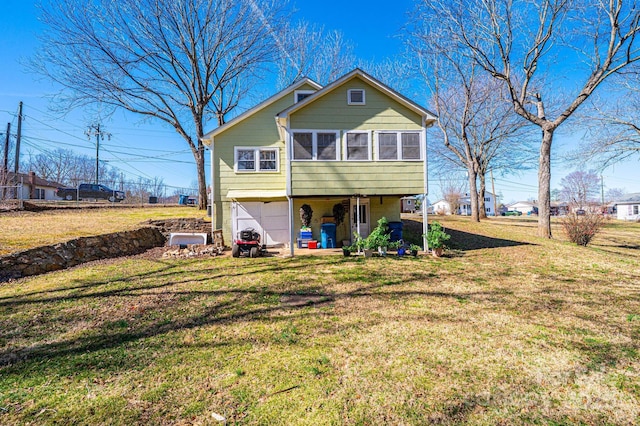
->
[0, 256, 495, 371]
[402, 218, 534, 251]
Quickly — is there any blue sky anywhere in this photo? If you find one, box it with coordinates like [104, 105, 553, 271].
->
[0, 0, 637, 202]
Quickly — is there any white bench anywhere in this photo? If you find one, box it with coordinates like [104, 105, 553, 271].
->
[168, 232, 208, 246]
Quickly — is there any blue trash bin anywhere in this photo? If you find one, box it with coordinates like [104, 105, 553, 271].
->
[388, 221, 403, 242]
[179, 194, 188, 205]
[320, 223, 336, 249]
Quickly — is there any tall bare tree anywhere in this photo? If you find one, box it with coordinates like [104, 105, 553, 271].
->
[409, 26, 534, 222]
[415, 0, 640, 237]
[33, 0, 286, 209]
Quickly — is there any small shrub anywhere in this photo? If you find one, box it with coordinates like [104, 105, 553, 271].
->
[560, 212, 605, 246]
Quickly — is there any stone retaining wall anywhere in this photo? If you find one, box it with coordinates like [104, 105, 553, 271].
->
[0, 227, 166, 282]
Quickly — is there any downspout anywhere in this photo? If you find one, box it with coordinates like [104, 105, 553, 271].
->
[205, 137, 215, 240]
[422, 118, 429, 253]
[276, 116, 295, 257]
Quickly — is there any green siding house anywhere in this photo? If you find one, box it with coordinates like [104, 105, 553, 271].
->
[203, 69, 436, 255]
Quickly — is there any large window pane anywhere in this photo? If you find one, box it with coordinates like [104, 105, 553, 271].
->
[317, 133, 337, 160]
[346, 133, 368, 160]
[237, 149, 255, 170]
[293, 133, 313, 160]
[259, 150, 277, 171]
[379, 133, 397, 160]
[401, 133, 421, 159]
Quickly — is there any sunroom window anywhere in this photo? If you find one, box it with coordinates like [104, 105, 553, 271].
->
[292, 131, 339, 160]
[376, 132, 422, 160]
[345, 132, 370, 160]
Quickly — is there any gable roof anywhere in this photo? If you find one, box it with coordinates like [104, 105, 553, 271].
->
[615, 193, 640, 204]
[202, 77, 322, 143]
[275, 68, 437, 124]
[2, 171, 64, 188]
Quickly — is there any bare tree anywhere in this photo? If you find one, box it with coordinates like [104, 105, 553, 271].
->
[416, 0, 640, 237]
[439, 174, 466, 215]
[559, 170, 600, 209]
[408, 24, 535, 222]
[578, 84, 640, 167]
[33, 0, 286, 209]
[277, 22, 355, 87]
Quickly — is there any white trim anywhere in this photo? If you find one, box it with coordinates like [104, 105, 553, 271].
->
[343, 130, 371, 161]
[203, 77, 322, 141]
[294, 90, 315, 103]
[291, 129, 341, 161]
[276, 69, 436, 123]
[347, 88, 366, 105]
[374, 130, 423, 161]
[233, 146, 280, 173]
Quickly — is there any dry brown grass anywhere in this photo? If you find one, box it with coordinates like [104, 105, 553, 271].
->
[0, 206, 206, 255]
[0, 214, 638, 424]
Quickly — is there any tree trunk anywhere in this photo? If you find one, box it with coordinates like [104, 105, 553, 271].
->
[537, 129, 554, 238]
[195, 143, 207, 210]
[468, 169, 480, 222]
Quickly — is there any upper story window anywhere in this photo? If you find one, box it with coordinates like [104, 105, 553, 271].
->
[347, 89, 365, 105]
[294, 90, 315, 103]
[235, 147, 279, 172]
[292, 131, 340, 161]
[345, 131, 370, 161]
[376, 131, 422, 160]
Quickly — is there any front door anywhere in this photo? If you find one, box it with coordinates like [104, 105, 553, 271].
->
[350, 198, 370, 238]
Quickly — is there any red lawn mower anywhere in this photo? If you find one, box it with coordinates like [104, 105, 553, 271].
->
[231, 228, 267, 258]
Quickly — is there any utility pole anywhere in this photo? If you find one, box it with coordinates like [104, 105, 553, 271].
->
[3, 122, 10, 172]
[13, 102, 23, 174]
[601, 174, 605, 206]
[86, 124, 111, 185]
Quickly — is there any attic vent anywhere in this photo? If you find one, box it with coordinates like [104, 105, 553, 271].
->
[294, 90, 314, 103]
[347, 89, 365, 105]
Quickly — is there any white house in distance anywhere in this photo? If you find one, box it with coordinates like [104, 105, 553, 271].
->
[507, 201, 538, 215]
[615, 193, 640, 221]
[432, 192, 497, 216]
[1, 171, 64, 200]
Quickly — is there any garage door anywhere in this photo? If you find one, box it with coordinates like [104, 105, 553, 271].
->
[232, 201, 289, 247]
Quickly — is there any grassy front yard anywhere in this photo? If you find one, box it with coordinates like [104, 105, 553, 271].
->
[1, 215, 639, 424]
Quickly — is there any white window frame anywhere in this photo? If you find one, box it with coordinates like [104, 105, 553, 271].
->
[347, 89, 366, 105]
[374, 131, 423, 161]
[343, 131, 371, 161]
[234, 146, 280, 173]
[291, 130, 340, 161]
[294, 90, 315, 103]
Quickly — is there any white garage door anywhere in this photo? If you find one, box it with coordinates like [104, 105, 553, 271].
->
[232, 201, 289, 247]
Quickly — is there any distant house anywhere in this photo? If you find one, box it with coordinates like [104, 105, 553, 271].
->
[507, 201, 538, 215]
[401, 196, 418, 213]
[1, 171, 64, 200]
[614, 193, 640, 221]
[432, 192, 497, 216]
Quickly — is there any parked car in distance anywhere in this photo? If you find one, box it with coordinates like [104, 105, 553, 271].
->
[502, 210, 522, 216]
[575, 209, 586, 215]
[57, 183, 125, 202]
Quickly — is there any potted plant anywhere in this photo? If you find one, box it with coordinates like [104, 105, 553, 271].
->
[342, 244, 353, 257]
[364, 217, 391, 256]
[409, 244, 421, 257]
[425, 221, 450, 257]
[389, 240, 403, 256]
